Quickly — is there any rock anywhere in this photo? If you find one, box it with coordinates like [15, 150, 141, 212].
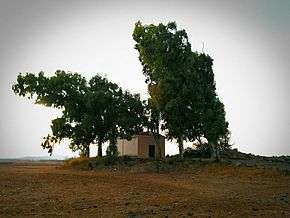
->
[235, 162, 242, 167]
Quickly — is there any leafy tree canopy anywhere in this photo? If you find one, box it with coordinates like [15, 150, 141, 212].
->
[12, 71, 146, 157]
[133, 21, 229, 159]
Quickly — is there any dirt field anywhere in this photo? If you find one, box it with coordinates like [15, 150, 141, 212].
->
[0, 163, 289, 217]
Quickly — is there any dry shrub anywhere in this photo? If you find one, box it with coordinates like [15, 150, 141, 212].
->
[64, 157, 90, 169]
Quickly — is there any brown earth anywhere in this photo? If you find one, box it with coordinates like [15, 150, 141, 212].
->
[0, 163, 289, 217]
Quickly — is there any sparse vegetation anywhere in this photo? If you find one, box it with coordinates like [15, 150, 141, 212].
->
[64, 157, 91, 169]
[62, 149, 290, 175]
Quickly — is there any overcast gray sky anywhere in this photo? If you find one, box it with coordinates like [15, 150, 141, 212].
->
[0, 0, 289, 158]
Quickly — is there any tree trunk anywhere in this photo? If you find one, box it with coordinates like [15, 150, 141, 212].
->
[178, 135, 184, 158]
[209, 142, 220, 162]
[85, 145, 90, 158]
[97, 141, 102, 157]
[197, 136, 203, 146]
[154, 119, 161, 160]
[107, 136, 118, 157]
[216, 147, 220, 161]
[150, 112, 162, 160]
[153, 134, 161, 160]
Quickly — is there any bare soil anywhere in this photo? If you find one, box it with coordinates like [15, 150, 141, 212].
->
[0, 162, 289, 217]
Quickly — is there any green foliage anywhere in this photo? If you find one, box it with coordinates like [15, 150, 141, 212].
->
[183, 147, 211, 159]
[106, 142, 119, 158]
[12, 21, 230, 162]
[217, 130, 233, 151]
[133, 21, 229, 159]
[12, 71, 146, 157]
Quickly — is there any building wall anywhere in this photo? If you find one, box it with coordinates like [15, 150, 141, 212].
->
[117, 137, 138, 156]
[117, 134, 165, 158]
[138, 135, 165, 158]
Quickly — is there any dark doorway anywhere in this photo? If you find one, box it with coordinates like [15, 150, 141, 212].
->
[149, 145, 155, 158]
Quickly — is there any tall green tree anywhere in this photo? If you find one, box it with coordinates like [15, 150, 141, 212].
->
[133, 21, 196, 158]
[192, 53, 229, 160]
[133, 21, 229, 159]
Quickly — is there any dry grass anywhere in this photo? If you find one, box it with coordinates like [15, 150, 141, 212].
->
[63, 157, 91, 169]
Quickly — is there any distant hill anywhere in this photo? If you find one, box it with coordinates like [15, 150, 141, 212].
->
[18, 155, 69, 161]
[0, 155, 69, 163]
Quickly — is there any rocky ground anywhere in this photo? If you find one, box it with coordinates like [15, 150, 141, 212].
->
[0, 161, 289, 217]
[220, 149, 290, 171]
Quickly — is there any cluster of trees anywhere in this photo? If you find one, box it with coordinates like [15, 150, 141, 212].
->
[12, 71, 146, 157]
[12, 21, 230, 160]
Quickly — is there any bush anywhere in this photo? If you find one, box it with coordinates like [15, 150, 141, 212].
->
[103, 156, 118, 166]
[64, 157, 90, 169]
[119, 155, 134, 164]
[88, 156, 105, 168]
[183, 146, 211, 158]
[197, 144, 211, 158]
[65, 155, 142, 170]
[183, 148, 201, 158]
[106, 143, 119, 158]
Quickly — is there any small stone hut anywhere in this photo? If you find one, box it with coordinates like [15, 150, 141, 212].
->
[116, 132, 165, 158]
